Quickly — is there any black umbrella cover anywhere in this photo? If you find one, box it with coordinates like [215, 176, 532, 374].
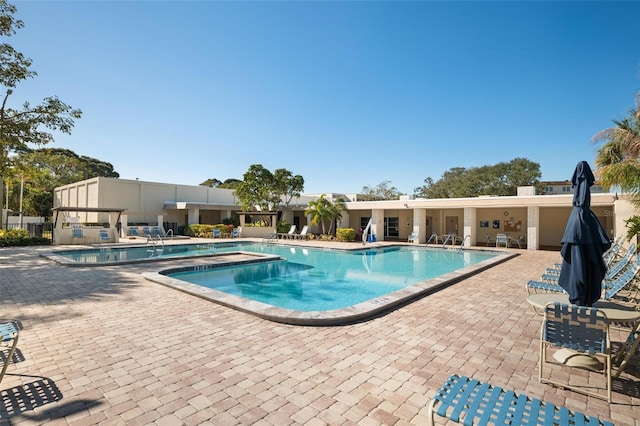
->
[558, 161, 612, 306]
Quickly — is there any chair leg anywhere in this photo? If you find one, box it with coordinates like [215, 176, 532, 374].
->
[0, 331, 18, 384]
[613, 328, 640, 378]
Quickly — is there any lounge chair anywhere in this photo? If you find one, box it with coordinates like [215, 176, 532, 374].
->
[539, 302, 612, 402]
[212, 229, 221, 238]
[71, 225, 84, 243]
[295, 225, 310, 240]
[231, 227, 241, 238]
[528, 257, 640, 302]
[428, 374, 612, 426]
[141, 227, 152, 238]
[152, 226, 165, 238]
[538, 243, 637, 286]
[485, 234, 495, 247]
[277, 225, 296, 239]
[99, 229, 110, 242]
[0, 321, 19, 385]
[408, 232, 418, 243]
[129, 227, 139, 237]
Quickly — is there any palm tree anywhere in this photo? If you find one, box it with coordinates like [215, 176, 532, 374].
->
[305, 194, 328, 234]
[325, 197, 346, 235]
[594, 92, 640, 201]
[304, 195, 346, 236]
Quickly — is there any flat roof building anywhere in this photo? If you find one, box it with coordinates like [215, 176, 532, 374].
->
[54, 177, 631, 250]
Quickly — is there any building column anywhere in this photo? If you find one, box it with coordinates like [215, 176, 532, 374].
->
[463, 207, 476, 247]
[188, 208, 199, 225]
[157, 214, 164, 229]
[121, 214, 128, 237]
[527, 206, 539, 250]
[371, 209, 384, 241]
[413, 208, 426, 243]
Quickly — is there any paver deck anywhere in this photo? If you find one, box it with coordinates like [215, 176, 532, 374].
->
[1, 239, 639, 425]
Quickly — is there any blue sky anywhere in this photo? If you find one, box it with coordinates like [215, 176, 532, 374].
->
[8, 0, 640, 195]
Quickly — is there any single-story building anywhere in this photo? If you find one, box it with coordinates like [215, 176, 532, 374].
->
[54, 177, 633, 250]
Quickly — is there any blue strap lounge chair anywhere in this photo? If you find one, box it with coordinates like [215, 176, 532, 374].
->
[428, 374, 613, 425]
[99, 229, 110, 242]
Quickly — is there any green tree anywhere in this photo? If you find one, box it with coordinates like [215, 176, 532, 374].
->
[414, 158, 542, 198]
[0, 0, 82, 225]
[273, 168, 304, 208]
[235, 164, 304, 213]
[218, 179, 242, 189]
[200, 178, 222, 187]
[304, 194, 345, 235]
[7, 148, 118, 218]
[360, 180, 403, 200]
[200, 178, 242, 189]
[594, 93, 640, 205]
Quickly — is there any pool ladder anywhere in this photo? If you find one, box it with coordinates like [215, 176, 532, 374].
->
[441, 234, 470, 251]
[146, 234, 164, 256]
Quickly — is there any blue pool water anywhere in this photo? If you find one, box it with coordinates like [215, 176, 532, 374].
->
[164, 243, 495, 311]
[50, 242, 499, 312]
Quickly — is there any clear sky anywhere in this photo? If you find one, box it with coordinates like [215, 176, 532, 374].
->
[8, 0, 640, 195]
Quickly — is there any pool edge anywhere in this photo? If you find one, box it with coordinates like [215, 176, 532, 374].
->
[142, 251, 518, 326]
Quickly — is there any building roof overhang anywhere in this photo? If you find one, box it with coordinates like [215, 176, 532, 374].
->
[345, 193, 616, 210]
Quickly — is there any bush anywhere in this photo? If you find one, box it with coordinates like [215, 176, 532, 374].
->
[0, 229, 50, 247]
[184, 224, 215, 237]
[336, 228, 356, 242]
[276, 220, 291, 234]
[222, 217, 240, 227]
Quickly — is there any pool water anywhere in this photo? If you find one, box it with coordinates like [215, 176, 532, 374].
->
[49, 242, 503, 316]
[162, 244, 495, 311]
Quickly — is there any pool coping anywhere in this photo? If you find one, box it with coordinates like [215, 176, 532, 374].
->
[141, 249, 518, 326]
[39, 242, 258, 267]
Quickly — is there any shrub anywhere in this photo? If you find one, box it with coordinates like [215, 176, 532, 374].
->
[0, 229, 50, 247]
[276, 220, 291, 234]
[222, 217, 240, 227]
[336, 228, 356, 242]
[184, 224, 215, 237]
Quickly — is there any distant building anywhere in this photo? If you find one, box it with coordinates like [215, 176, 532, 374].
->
[541, 180, 608, 195]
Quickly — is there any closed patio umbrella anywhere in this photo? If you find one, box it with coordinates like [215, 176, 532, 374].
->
[558, 161, 612, 306]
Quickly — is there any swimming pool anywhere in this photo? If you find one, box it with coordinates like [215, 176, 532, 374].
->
[137, 243, 513, 324]
[44, 242, 513, 324]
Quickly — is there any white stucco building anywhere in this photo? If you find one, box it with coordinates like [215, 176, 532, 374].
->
[53, 177, 632, 250]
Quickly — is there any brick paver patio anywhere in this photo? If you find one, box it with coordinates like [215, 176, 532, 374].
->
[1, 240, 639, 425]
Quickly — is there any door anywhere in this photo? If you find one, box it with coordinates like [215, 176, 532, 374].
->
[445, 216, 458, 235]
[384, 217, 399, 238]
[426, 217, 433, 238]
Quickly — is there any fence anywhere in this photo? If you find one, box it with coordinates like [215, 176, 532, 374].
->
[3, 222, 54, 242]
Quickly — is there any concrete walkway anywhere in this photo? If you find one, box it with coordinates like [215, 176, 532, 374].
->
[1, 241, 639, 425]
